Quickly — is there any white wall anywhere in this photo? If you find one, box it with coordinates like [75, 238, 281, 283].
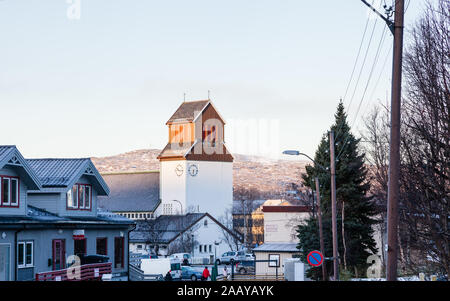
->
[159, 160, 233, 220]
[189, 215, 233, 259]
[264, 212, 309, 243]
[185, 161, 232, 219]
[158, 160, 187, 216]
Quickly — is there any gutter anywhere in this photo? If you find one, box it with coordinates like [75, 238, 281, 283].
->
[14, 225, 26, 281]
[127, 222, 137, 281]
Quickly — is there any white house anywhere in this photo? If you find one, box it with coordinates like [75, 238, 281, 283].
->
[253, 205, 311, 276]
[129, 213, 242, 262]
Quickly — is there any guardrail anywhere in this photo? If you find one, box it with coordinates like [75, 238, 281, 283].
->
[228, 274, 285, 281]
[35, 263, 112, 281]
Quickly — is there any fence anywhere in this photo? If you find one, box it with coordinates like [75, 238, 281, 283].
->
[35, 263, 112, 281]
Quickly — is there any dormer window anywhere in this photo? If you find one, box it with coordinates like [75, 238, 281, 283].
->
[67, 184, 92, 210]
[0, 176, 19, 207]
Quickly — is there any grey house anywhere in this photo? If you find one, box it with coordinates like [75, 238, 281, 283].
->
[0, 146, 135, 281]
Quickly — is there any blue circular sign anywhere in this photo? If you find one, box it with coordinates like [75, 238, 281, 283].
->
[307, 250, 324, 267]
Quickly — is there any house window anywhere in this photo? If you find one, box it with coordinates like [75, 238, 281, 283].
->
[0, 176, 19, 207]
[199, 245, 202, 253]
[137, 245, 143, 250]
[96, 238, 107, 255]
[204, 219, 208, 227]
[74, 238, 87, 258]
[268, 254, 280, 267]
[67, 184, 91, 210]
[163, 204, 173, 215]
[209, 245, 212, 253]
[114, 237, 124, 269]
[17, 241, 33, 268]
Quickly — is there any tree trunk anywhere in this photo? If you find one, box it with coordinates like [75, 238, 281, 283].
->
[342, 201, 348, 271]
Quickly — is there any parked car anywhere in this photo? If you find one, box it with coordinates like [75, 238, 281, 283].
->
[170, 261, 182, 280]
[236, 251, 255, 262]
[181, 266, 203, 281]
[216, 251, 237, 265]
[79, 254, 109, 265]
[169, 253, 192, 265]
[236, 260, 255, 275]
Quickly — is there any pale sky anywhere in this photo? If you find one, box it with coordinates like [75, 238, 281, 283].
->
[0, 0, 430, 159]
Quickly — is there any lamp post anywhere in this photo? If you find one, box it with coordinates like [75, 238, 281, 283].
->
[282, 150, 331, 281]
[170, 200, 183, 215]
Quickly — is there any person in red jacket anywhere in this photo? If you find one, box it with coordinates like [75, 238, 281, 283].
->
[202, 266, 210, 281]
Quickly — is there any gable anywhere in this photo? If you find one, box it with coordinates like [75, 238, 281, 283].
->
[27, 158, 110, 195]
[0, 146, 41, 190]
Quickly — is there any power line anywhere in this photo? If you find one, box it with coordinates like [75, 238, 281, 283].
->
[358, 44, 392, 126]
[346, 16, 379, 115]
[341, 0, 375, 104]
[336, 25, 388, 160]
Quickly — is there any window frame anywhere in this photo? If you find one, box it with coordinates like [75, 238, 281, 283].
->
[67, 183, 92, 211]
[268, 254, 280, 268]
[17, 241, 33, 268]
[96, 237, 108, 256]
[0, 176, 20, 208]
[114, 237, 125, 269]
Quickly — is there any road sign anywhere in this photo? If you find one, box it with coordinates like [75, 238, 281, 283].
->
[307, 250, 324, 267]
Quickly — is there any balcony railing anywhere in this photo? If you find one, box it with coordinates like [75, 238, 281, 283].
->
[35, 262, 112, 281]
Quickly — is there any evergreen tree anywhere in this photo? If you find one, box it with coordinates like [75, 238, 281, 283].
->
[297, 101, 378, 279]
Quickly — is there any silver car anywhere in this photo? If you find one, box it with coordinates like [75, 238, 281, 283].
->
[216, 251, 238, 265]
[236, 251, 255, 262]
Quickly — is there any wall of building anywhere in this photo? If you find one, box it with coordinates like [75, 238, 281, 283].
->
[0, 230, 16, 281]
[264, 212, 309, 243]
[254, 251, 300, 276]
[0, 167, 29, 216]
[158, 160, 187, 216]
[58, 175, 98, 218]
[190, 215, 232, 259]
[185, 161, 232, 219]
[14, 227, 130, 280]
[27, 193, 60, 215]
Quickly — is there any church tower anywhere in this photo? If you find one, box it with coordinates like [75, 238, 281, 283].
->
[157, 100, 233, 218]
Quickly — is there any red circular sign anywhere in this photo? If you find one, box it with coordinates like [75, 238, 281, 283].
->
[307, 250, 324, 267]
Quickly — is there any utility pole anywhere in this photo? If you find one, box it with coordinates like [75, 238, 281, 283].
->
[329, 131, 339, 281]
[386, 0, 404, 281]
[315, 177, 327, 281]
[361, 0, 404, 281]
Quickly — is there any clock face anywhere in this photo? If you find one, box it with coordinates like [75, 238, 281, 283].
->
[188, 164, 198, 176]
[175, 164, 184, 176]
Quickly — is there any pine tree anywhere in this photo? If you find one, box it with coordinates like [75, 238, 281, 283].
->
[297, 101, 378, 279]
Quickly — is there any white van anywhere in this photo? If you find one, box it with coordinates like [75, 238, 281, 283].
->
[141, 258, 181, 280]
[169, 253, 192, 265]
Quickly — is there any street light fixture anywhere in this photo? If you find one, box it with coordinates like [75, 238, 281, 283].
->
[170, 200, 183, 215]
[282, 149, 334, 281]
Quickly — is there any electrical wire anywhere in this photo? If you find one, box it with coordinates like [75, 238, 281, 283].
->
[341, 0, 375, 104]
[336, 25, 388, 161]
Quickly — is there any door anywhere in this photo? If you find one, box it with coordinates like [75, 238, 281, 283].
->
[114, 237, 124, 268]
[52, 240, 66, 271]
[0, 244, 11, 281]
[74, 238, 86, 258]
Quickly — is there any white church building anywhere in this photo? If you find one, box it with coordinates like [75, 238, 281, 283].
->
[157, 99, 234, 218]
[99, 99, 242, 260]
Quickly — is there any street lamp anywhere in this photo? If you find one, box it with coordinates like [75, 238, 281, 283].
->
[282, 149, 333, 281]
[170, 200, 183, 215]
